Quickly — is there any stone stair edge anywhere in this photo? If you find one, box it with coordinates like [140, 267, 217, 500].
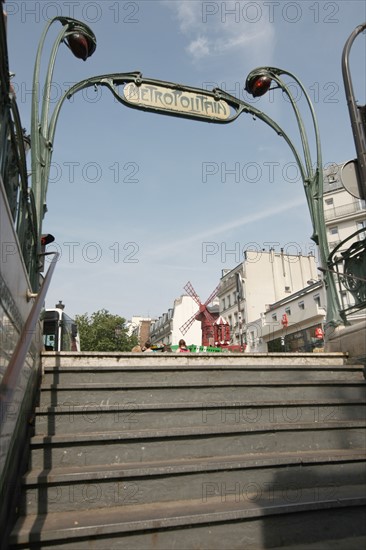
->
[34, 398, 366, 414]
[41, 355, 349, 368]
[43, 363, 365, 374]
[42, 352, 349, 357]
[23, 448, 366, 485]
[30, 419, 366, 446]
[39, 380, 366, 390]
[10, 486, 366, 545]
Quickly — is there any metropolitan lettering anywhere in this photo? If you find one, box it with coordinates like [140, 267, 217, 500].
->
[124, 82, 231, 120]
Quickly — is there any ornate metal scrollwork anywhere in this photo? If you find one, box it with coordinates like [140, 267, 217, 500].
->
[328, 228, 366, 319]
[341, 238, 366, 304]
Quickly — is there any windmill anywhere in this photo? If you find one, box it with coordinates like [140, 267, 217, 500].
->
[179, 281, 220, 346]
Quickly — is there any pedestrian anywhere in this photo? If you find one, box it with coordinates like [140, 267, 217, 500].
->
[176, 339, 190, 353]
[131, 345, 142, 352]
[143, 341, 154, 352]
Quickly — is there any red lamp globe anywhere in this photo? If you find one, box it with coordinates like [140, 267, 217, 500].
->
[66, 32, 96, 61]
[245, 74, 272, 97]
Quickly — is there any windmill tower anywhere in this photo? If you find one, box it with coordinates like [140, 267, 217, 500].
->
[213, 316, 231, 347]
[179, 281, 220, 346]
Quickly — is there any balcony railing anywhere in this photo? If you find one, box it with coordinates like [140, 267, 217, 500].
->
[324, 201, 365, 221]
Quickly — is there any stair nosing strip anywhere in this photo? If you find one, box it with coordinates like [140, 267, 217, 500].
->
[10, 492, 366, 544]
[30, 419, 366, 446]
[23, 448, 366, 485]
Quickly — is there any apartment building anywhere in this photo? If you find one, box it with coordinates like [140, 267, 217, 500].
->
[244, 162, 366, 352]
[218, 249, 319, 346]
[246, 281, 327, 352]
[127, 316, 154, 347]
[149, 295, 202, 347]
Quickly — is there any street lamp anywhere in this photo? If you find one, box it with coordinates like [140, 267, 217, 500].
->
[31, 17, 97, 273]
[244, 67, 344, 330]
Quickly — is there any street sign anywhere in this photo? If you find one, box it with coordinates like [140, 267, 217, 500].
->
[123, 82, 231, 121]
[340, 159, 362, 199]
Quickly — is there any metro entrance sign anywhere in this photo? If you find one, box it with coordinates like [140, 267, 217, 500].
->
[123, 81, 231, 121]
[58, 72, 245, 124]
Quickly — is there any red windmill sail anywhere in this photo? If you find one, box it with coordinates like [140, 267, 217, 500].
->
[179, 281, 220, 346]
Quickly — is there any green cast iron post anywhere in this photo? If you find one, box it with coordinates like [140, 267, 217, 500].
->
[30, 17, 96, 285]
[243, 67, 344, 330]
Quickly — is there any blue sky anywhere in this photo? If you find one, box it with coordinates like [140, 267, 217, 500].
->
[6, 0, 366, 321]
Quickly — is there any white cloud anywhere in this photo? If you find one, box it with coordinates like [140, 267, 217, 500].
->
[164, 1, 276, 65]
[173, 1, 199, 33]
[186, 36, 210, 60]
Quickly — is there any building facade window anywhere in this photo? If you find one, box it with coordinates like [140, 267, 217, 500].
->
[357, 221, 366, 240]
[298, 301, 305, 310]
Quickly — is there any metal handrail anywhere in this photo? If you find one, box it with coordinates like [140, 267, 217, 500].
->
[0, 251, 59, 403]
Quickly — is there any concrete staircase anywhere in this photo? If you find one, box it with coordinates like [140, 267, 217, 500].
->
[8, 352, 366, 549]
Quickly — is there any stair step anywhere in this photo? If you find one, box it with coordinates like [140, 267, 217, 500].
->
[10, 484, 366, 549]
[34, 399, 366, 435]
[41, 365, 366, 384]
[24, 448, 366, 482]
[38, 381, 366, 407]
[29, 420, 366, 468]
[20, 450, 366, 514]
[41, 351, 350, 368]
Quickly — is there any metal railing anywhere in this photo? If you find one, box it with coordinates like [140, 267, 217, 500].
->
[0, 251, 59, 403]
[327, 228, 366, 319]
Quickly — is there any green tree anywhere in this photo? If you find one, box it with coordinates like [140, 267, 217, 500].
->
[75, 309, 137, 352]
